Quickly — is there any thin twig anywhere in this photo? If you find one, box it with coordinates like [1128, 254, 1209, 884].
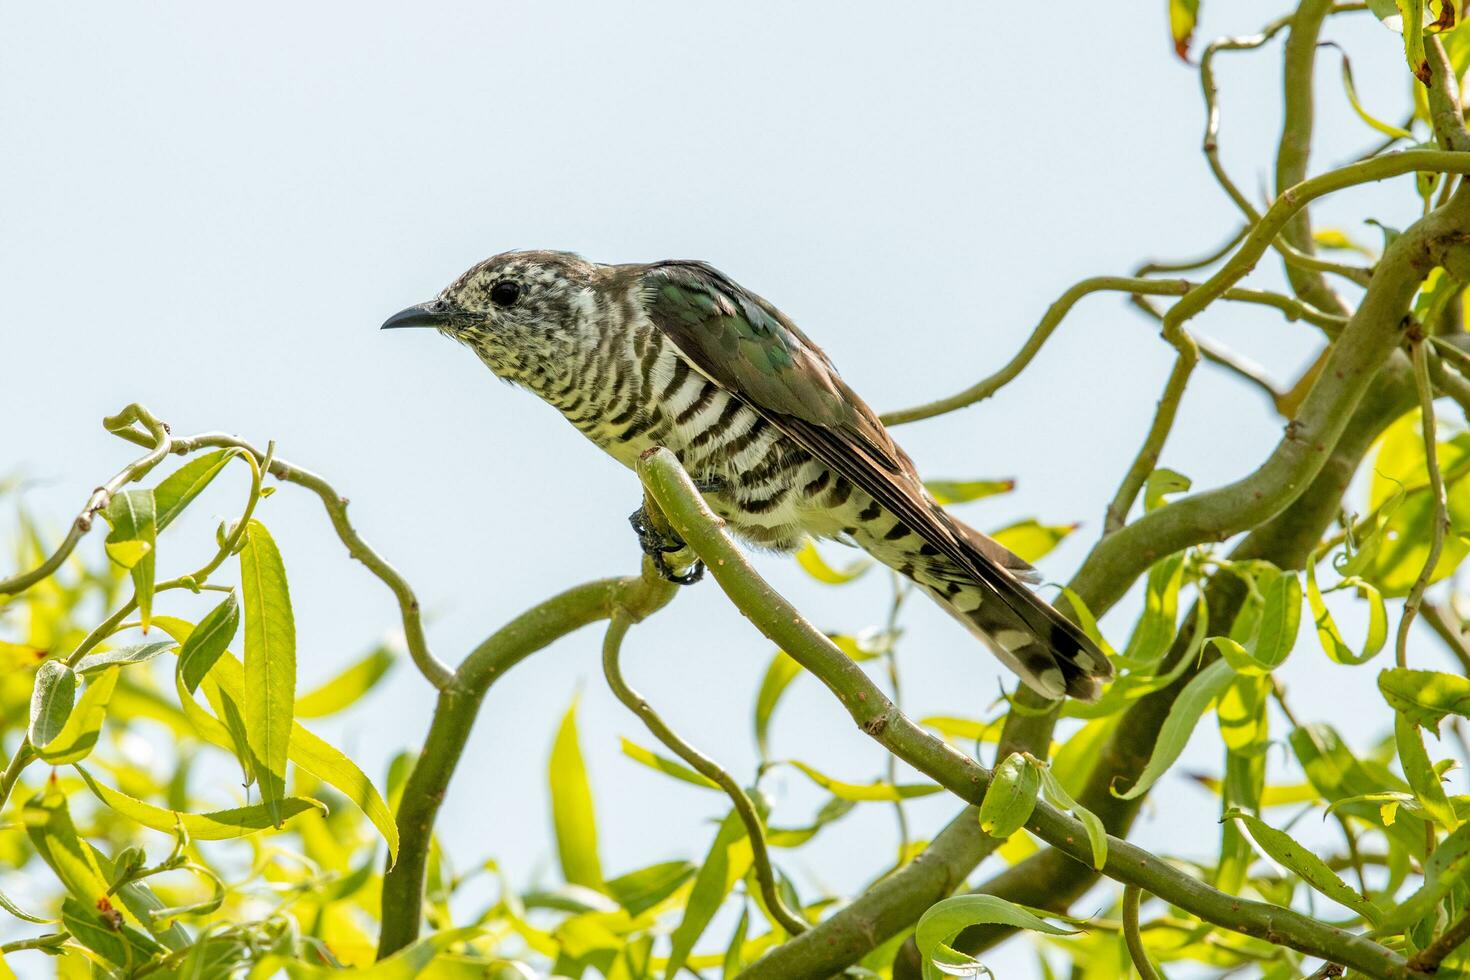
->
[600, 610, 808, 936]
[104, 418, 456, 690]
[1409, 908, 1470, 973]
[1104, 327, 1199, 534]
[1423, 602, 1470, 675]
[1123, 884, 1165, 980]
[882, 276, 1344, 426]
[1397, 339, 1451, 669]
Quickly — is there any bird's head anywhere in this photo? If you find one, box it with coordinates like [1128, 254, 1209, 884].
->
[382, 250, 600, 375]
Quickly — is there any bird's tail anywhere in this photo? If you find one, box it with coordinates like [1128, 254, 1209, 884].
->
[862, 512, 1113, 701]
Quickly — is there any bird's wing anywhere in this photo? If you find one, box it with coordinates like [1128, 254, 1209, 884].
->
[641, 261, 1110, 698]
[644, 262, 1070, 591]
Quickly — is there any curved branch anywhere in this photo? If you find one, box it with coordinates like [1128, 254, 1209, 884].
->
[1123, 885, 1165, 980]
[600, 611, 807, 936]
[0, 404, 173, 596]
[634, 450, 1416, 980]
[377, 570, 675, 957]
[881, 276, 1345, 426]
[105, 423, 456, 690]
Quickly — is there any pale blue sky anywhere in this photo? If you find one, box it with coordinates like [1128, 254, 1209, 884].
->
[1, 2, 1449, 975]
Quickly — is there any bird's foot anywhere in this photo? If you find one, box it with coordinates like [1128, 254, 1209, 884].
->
[628, 505, 704, 586]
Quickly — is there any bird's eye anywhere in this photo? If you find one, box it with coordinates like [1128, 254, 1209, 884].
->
[490, 281, 521, 308]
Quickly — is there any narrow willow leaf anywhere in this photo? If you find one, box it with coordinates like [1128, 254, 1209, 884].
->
[1306, 560, 1387, 665]
[1379, 667, 1470, 732]
[248, 926, 483, 979]
[920, 715, 1004, 745]
[619, 738, 719, 789]
[1224, 809, 1381, 924]
[1374, 821, 1470, 933]
[1036, 763, 1107, 870]
[240, 519, 296, 826]
[75, 640, 175, 676]
[1112, 658, 1233, 800]
[925, 478, 1014, 505]
[153, 449, 238, 531]
[60, 896, 166, 969]
[606, 861, 697, 917]
[787, 760, 943, 802]
[989, 519, 1077, 564]
[754, 650, 802, 760]
[23, 785, 123, 917]
[1121, 552, 1186, 665]
[1395, 713, 1459, 830]
[1338, 50, 1414, 139]
[666, 810, 749, 978]
[1217, 674, 1269, 753]
[1168, 0, 1200, 60]
[723, 905, 751, 977]
[0, 886, 53, 924]
[28, 659, 77, 748]
[768, 796, 855, 847]
[1144, 468, 1191, 511]
[33, 668, 119, 764]
[105, 489, 157, 630]
[178, 594, 239, 694]
[916, 895, 1076, 980]
[550, 697, 603, 890]
[293, 645, 393, 717]
[794, 539, 871, 585]
[978, 753, 1039, 838]
[74, 765, 324, 839]
[1290, 723, 1427, 857]
[157, 618, 399, 864]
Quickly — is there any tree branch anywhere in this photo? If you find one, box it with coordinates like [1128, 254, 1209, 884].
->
[633, 451, 1417, 980]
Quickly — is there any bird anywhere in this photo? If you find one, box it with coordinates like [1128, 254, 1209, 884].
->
[383, 250, 1112, 700]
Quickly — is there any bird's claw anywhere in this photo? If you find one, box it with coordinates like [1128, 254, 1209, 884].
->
[628, 506, 704, 586]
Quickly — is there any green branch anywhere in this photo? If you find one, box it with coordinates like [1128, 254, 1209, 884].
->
[600, 607, 807, 936]
[881, 276, 1344, 426]
[377, 571, 675, 957]
[634, 450, 1415, 980]
[1123, 885, 1165, 980]
[1397, 337, 1451, 668]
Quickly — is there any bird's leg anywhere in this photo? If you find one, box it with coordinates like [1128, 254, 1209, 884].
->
[628, 494, 704, 586]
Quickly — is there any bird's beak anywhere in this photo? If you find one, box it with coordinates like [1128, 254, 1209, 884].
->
[380, 303, 448, 330]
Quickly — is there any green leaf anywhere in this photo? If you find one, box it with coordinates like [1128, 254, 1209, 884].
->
[1223, 809, 1381, 925]
[920, 715, 1004, 745]
[1112, 658, 1234, 800]
[550, 697, 604, 890]
[155, 616, 399, 865]
[605, 861, 697, 917]
[1337, 49, 1415, 139]
[1036, 763, 1107, 870]
[978, 753, 1039, 839]
[925, 478, 1014, 505]
[239, 518, 296, 827]
[1121, 552, 1186, 665]
[23, 784, 126, 917]
[28, 659, 77, 749]
[1379, 667, 1470, 732]
[619, 737, 719, 790]
[59, 896, 165, 969]
[1212, 566, 1300, 676]
[787, 760, 943, 802]
[104, 489, 157, 630]
[767, 796, 856, 847]
[754, 650, 802, 761]
[723, 905, 751, 977]
[250, 926, 484, 979]
[33, 668, 119, 764]
[74, 764, 324, 839]
[178, 594, 239, 694]
[666, 810, 750, 978]
[916, 895, 1077, 980]
[1144, 468, 1191, 512]
[153, 450, 238, 531]
[1396, 712, 1460, 830]
[989, 519, 1076, 564]
[1374, 821, 1470, 932]
[1290, 723, 1427, 856]
[794, 539, 872, 585]
[1307, 559, 1388, 665]
[0, 887, 52, 924]
[75, 640, 175, 676]
[294, 645, 394, 717]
